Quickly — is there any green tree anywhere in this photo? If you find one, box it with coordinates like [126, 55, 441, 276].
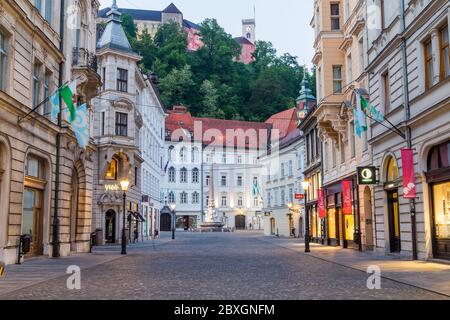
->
[158, 65, 196, 108]
[153, 22, 189, 78]
[121, 13, 137, 45]
[198, 80, 225, 119]
[133, 29, 157, 72]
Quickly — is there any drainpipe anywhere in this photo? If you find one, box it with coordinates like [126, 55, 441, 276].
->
[52, 0, 66, 258]
[400, 0, 418, 260]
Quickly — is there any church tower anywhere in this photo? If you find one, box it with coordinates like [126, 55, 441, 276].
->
[242, 19, 256, 44]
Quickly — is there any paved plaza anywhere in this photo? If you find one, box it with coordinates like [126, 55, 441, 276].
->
[0, 232, 449, 300]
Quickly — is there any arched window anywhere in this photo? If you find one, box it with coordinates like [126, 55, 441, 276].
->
[180, 167, 187, 183]
[168, 191, 175, 203]
[192, 147, 199, 163]
[105, 158, 118, 180]
[192, 192, 199, 204]
[180, 192, 188, 204]
[192, 168, 199, 183]
[246, 32, 251, 39]
[428, 141, 450, 171]
[386, 156, 399, 182]
[168, 167, 176, 183]
[180, 147, 187, 163]
[168, 145, 174, 161]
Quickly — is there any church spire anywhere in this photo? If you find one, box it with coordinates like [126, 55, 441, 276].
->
[296, 65, 316, 112]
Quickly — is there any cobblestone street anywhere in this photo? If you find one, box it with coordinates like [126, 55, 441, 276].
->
[1, 232, 448, 300]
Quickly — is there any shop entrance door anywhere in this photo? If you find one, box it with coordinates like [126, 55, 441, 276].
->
[160, 213, 172, 231]
[235, 215, 246, 230]
[105, 210, 116, 244]
[387, 190, 401, 253]
[22, 188, 44, 256]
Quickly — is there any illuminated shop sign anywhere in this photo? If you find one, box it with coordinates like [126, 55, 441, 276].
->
[357, 167, 378, 185]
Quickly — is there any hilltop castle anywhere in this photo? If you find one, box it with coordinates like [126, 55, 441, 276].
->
[98, 2, 256, 64]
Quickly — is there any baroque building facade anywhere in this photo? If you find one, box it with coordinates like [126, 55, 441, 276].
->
[162, 106, 269, 231]
[312, 0, 450, 261]
[366, 0, 450, 260]
[0, 0, 101, 265]
[92, 3, 144, 245]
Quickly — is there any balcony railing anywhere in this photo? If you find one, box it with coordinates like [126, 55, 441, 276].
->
[72, 47, 97, 71]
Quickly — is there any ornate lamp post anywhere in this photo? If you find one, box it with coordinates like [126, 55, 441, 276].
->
[170, 203, 176, 240]
[301, 181, 311, 253]
[120, 179, 130, 255]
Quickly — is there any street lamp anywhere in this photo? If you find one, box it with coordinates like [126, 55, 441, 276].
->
[301, 181, 311, 253]
[120, 179, 130, 255]
[170, 203, 176, 240]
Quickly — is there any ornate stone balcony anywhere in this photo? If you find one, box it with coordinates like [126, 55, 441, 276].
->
[72, 47, 101, 102]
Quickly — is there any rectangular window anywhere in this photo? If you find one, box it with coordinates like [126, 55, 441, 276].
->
[440, 24, 449, 80]
[350, 121, 355, 158]
[267, 192, 271, 207]
[340, 134, 345, 164]
[221, 196, 227, 207]
[382, 71, 390, 113]
[192, 169, 199, 183]
[289, 188, 294, 203]
[206, 175, 210, 186]
[101, 112, 105, 135]
[424, 39, 434, 90]
[43, 71, 51, 116]
[281, 163, 285, 178]
[347, 54, 352, 83]
[332, 141, 337, 168]
[101, 67, 106, 91]
[44, 0, 52, 23]
[221, 175, 227, 187]
[358, 38, 364, 71]
[33, 62, 42, 110]
[330, 3, 340, 30]
[332, 65, 343, 93]
[134, 166, 138, 186]
[0, 31, 8, 91]
[115, 112, 128, 136]
[117, 68, 128, 92]
[288, 160, 293, 176]
[237, 176, 243, 187]
[380, 0, 386, 29]
[35, 0, 42, 13]
[192, 193, 199, 204]
[238, 196, 243, 207]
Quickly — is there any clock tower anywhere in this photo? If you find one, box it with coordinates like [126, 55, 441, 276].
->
[242, 19, 256, 44]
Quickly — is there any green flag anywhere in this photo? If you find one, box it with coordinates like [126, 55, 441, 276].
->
[361, 95, 384, 123]
[60, 81, 78, 122]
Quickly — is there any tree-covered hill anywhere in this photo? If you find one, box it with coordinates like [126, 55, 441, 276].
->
[121, 13, 316, 122]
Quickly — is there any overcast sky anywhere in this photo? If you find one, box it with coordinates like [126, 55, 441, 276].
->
[99, 0, 314, 66]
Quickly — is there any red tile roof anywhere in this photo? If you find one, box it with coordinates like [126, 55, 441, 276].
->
[265, 108, 298, 139]
[165, 107, 272, 149]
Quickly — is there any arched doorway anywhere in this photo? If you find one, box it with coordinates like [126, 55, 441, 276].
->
[235, 215, 246, 230]
[364, 187, 374, 250]
[105, 210, 116, 244]
[70, 169, 79, 251]
[160, 212, 172, 231]
[385, 156, 401, 253]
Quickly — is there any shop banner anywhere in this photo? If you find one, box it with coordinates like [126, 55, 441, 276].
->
[318, 189, 326, 219]
[342, 180, 353, 215]
[401, 148, 416, 199]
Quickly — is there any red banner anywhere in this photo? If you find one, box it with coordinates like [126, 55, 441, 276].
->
[401, 148, 416, 199]
[295, 193, 305, 200]
[318, 189, 326, 219]
[342, 180, 353, 215]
